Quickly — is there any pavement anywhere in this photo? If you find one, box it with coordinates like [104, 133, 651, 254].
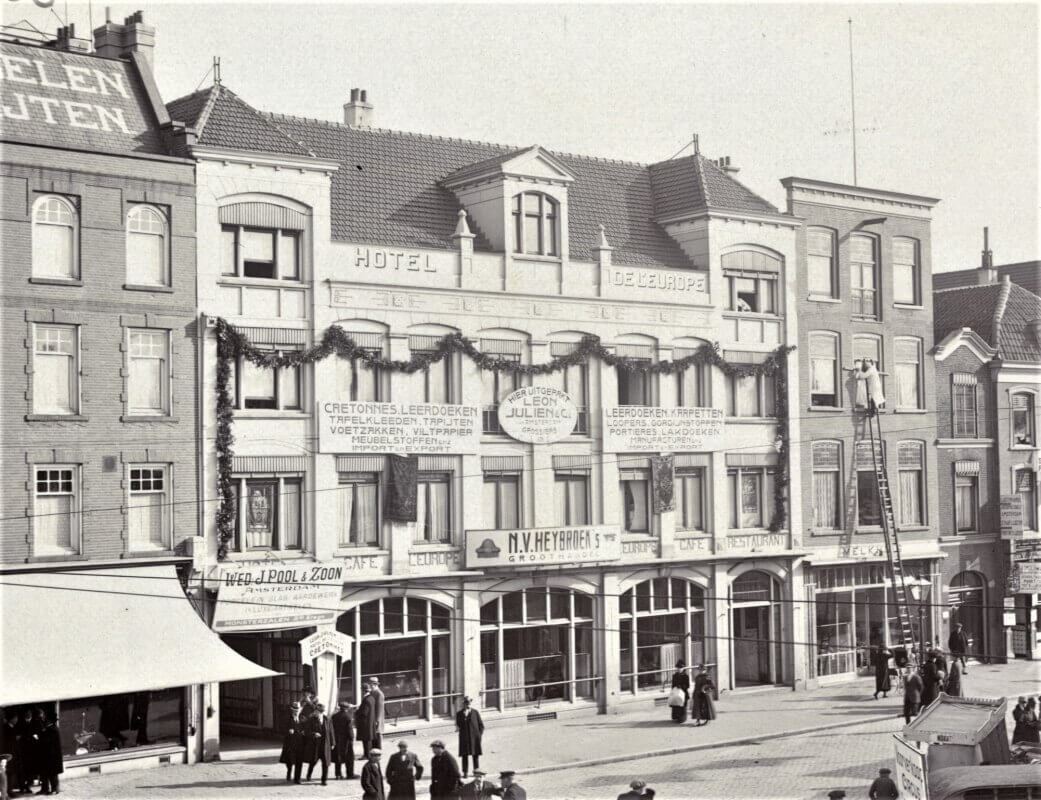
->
[46, 659, 1041, 800]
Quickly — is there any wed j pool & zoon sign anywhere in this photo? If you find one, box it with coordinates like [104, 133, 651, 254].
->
[497, 386, 577, 444]
[318, 401, 481, 454]
[465, 525, 621, 568]
[211, 561, 347, 632]
[602, 406, 725, 452]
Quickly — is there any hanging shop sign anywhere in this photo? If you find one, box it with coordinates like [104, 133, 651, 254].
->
[299, 630, 353, 663]
[602, 406, 725, 452]
[465, 525, 621, 568]
[1011, 562, 1041, 594]
[892, 735, 929, 800]
[211, 560, 347, 632]
[498, 386, 577, 444]
[318, 401, 481, 454]
[1000, 495, 1024, 540]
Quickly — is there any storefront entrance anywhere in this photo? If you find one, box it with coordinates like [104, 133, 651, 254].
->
[221, 628, 312, 737]
[731, 571, 784, 687]
[949, 571, 985, 661]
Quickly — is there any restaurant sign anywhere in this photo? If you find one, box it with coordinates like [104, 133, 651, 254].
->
[465, 525, 621, 568]
[212, 561, 346, 632]
[498, 386, 577, 444]
[602, 406, 725, 452]
[318, 401, 480, 454]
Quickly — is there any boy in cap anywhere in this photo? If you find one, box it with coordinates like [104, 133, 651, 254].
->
[361, 748, 385, 800]
[492, 770, 527, 800]
[868, 767, 898, 800]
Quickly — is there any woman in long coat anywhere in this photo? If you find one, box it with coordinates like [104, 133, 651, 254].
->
[920, 656, 942, 709]
[1013, 698, 1041, 744]
[669, 661, 690, 723]
[944, 660, 962, 698]
[873, 646, 893, 699]
[279, 702, 305, 783]
[35, 710, 63, 796]
[692, 664, 717, 726]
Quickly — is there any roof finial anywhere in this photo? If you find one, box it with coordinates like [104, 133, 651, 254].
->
[692, 133, 700, 155]
[452, 208, 473, 239]
[213, 57, 222, 86]
[597, 223, 610, 250]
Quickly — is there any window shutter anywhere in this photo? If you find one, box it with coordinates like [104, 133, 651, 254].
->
[220, 202, 307, 230]
[812, 442, 840, 468]
[897, 442, 923, 469]
[954, 461, 980, 476]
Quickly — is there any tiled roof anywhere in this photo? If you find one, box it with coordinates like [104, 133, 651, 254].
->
[648, 154, 779, 218]
[934, 261, 1041, 296]
[166, 86, 212, 129]
[934, 281, 1041, 362]
[0, 41, 166, 156]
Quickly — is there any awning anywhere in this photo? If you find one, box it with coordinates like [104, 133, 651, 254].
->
[902, 694, 1008, 746]
[0, 563, 278, 706]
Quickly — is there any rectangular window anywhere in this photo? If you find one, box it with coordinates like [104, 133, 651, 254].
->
[726, 373, 776, 417]
[850, 235, 878, 320]
[237, 349, 301, 410]
[728, 467, 775, 529]
[952, 377, 978, 438]
[337, 473, 380, 547]
[482, 354, 520, 433]
[621, 471, 651, 533]
[549, 360, 589, 434]
[676, 469, 705, 531]
[894, 338, 922, 409]
[420, 352, 452, 403]
[128, 466, 170, 551]
[812, 442, 842, 529]
[221, 226, 300, 280]
[417, 474, 452, 543]
[807, 228, 836, 297]
[810, 334, 839, 407]
[1012, 393, 1036, 446]
[33, 324, 78, 415]
[617, 362, 652, 406]
[726, 274, 776, 313]
[855, 441, 883, 528]
[677, 364, 706, 407]
[239, 477, 302, 551]
[34, 466, 79, 555]
[1016, 470, 1037, 530]
[483, 473, 520, 529]
[336, 347, 382, 402]
[128, 329, 170, 416]
[955, 474, 978, 533]
[554, 472, 589, 526]
[892, 238, 920, 305]
[898, 442, 924, 526]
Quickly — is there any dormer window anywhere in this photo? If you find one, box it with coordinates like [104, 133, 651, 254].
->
[513, 192, 558, 256]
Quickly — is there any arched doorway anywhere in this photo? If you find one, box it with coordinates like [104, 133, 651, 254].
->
[479, 587, 595, 710]
[731, 570, 784, 686]
[949, 571, 985, 661]
[336, 597, 452, 721]
[619, 577, 707, 693]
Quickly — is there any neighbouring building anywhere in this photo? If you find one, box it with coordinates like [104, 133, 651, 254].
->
[933, 230, 1039, 296]
[781, 178, 945, 685]
[0, 17, 269, 777]
[170, 79, 813, 745]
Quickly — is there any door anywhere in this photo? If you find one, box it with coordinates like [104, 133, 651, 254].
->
[733, 606, 771, 685]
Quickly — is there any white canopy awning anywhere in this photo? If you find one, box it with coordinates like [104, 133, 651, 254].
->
[0, 563, 278, 706]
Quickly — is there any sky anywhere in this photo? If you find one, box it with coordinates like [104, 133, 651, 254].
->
[5, 1, 1038, 271]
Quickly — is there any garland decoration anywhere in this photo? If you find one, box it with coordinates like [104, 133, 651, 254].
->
[213, 318, 794, 558]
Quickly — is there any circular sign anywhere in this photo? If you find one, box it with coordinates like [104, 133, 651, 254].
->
[497, 386, 577, 444]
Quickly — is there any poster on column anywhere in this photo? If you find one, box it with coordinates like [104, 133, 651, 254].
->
[212, 561, 347, 632]
[602, 406, 725, 452]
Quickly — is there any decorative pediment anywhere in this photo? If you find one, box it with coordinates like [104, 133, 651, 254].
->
[442, 145, 575, 189]
[933, 327, 997, 363]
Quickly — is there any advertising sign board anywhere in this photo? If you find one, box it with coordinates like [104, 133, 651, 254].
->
[892, 735, 929, 800]
[602, 406, 725, 452]
[1000, 495, 1024, 540]
[212, 561, 346, 632]
[498, 386, 577, 443]
[299, 630, 353, 663]
[465, 525, 621, 568]
[318, 401, 480, 454]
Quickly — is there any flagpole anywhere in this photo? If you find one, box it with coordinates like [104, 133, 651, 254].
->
[848, 18, 858, 186]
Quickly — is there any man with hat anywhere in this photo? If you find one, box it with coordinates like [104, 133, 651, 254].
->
[429, 740, 462, 800]
[460, 768, 496, 799]
[491, 770, 527, 800]
[331, 700, 356, 780]
[367, 677, 386, 751]
[455, 695, 484, 777]
[361, 748, 386, 800]
[902, 665, 924, 724]
[868, 767, 899, 800]
[617, 779, 646, 800]
[948, 622, 969, 672]
[303, 702, 335, 785]
[357, 682, 379, 759]
[279, 701, 305, 784]
[386, 739, 424, 800]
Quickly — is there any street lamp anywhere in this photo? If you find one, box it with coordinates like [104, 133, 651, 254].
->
[906, 575, 930, 659]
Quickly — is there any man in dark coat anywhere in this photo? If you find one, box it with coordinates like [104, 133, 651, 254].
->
[868, 767, 899, 800]
[455, 696, 484, 776]
[19, 708, 41, 792]
[98, 694, 129, 750]
[131, 691, 151, 746]
[331, 701, 356, 779]
[357, 682, 379, 759]
[429, 740, 462, 800]
[617, 779, 647, 800]
[1, 710, 23, 794]
[303, 702, 334, 785]
[35, 710, 63, 797]
[279, 701, 305, 784]
[948, 622, 969, 671]
[872, 647, 892, 699]
[300, 686, 318, 719]
[460, 768, 497, 799]
[903, 666, 924, 724]
[386, 740, 424, 800]
[920, 654, 942, 708]
[492, 771, 527, 800]
[361, 748, 386, 800]
[945, 660, 962, 698]
[367, 677, 386, 751]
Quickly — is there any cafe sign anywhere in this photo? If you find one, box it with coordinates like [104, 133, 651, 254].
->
[602, 406, 725, 452]
[498, 386, 577, 444]
[212, 560, 346, 633]
[465, 525, 621, 568]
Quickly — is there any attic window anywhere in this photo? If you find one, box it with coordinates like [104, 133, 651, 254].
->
[512, 192, 558, 257]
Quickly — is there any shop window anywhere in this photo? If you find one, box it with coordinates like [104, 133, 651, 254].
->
[512, 192, 558, 256]
[897, 441, 925, 526]
[481, 352, 520, 434]
[126, 204, 168, 287]
[56, 689, 183, 756]
[232, 348, 301, 410]
[726, 373, 776, 418]
[1012, 392, 1036, 446]
[128, 465, 170, 551]
[232, 477, 303, 551]
[221, 225, 300, 280]
[620, 469, 651, 534]
[554, 471, 589, 526]
[807, 227, 837, 298]
[483, 472, 520, 529]
[417, 473, 452, 543]
[676, 469, 705, 531]
[33, 466, 80, 556]
[850, 234, 879, 320]
[1016, 469, 1037, 530]
[894, 337, 923, 409]
[810, 332, 840, 407]
[32, 194, 79, 280]
[337, 472, 380, 547]
[955, 472, 978, 533]
[128, 329, 170, 416]
[617, 361, 653, 406]
[549, 360, 589, 433]
[728, 467, 775, 529]
[952, 376, 978, 438]
[725, 274, 776, 313]
[812, 441, 842, 530]
[32, 323, 79, 415]
[892, 237, 920, 305]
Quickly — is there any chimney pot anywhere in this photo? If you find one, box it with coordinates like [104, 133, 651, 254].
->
[360, 90, 367, 102]
[344, 88, 374, 128]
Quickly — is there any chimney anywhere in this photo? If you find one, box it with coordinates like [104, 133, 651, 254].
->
[343, 88, 374, 128]
[716, 155, 740, 175]
[50, 24, 92, 54]
[976, 226, 997, 284]
[93, 10, 156, 68]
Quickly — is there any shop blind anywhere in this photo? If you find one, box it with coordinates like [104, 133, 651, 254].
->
[1011, 394, 1032, 409]
[418, 456, 456, 472]
[854, 440, 884, 470]
[897, 442, 923, 468]
[344, 332, 384, 350]
[812, 441, 841, 469]
[952, 373, 979, 386]
[482, 455, 523, 472]
[614, 343, 655, 359]
[480, 338, 524, 355]
[552, 454, 594, 470]
[618, 454, 650, 481]
[409, 335, 444, 352]
[1016, 470, 1035, 491]
[895, 339, 921, 362]
[720, 250, 781, 273]
[220, 202, 307, 231]
[232, 456, 307, 473]
[810, 335, 837, 357]
[722, 350, 768, 365]
[674, 454, 710, 468]
[954, 461, 980, 476]
[231, 326, 307, 345]
[336, 456, 384, 473]
[725, 452, 778, 467]
[550, 341, 579, 357]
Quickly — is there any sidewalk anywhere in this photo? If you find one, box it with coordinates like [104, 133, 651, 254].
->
[56, 659, 1038, 799]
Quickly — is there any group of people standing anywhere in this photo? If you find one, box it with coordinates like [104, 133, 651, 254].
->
[1, 708, 63, 796]
[1012, 696, 1041, 745]
[668, 662, 716, 726]
[359, 740, 525, 800]
[897, 647, 964, 724]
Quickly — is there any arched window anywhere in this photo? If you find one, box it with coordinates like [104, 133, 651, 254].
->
[732, 570, 784, 686]
[512, 192, 558, 256]
[32, 195, 78, 279]
[850, 234, 879, 320]
[126, 204, 168, 286]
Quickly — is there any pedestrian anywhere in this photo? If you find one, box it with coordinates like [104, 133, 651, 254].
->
[130, 691, 151, 746]
[429, 740, 462, 800]
[301, 686, 318, 719]
[872, 646, 892, 700]
[455, 696, 484, 777]
[1013, 698, 1040, 744]
[933, 648, 949, 678]
[920, 654, 941, 709]
[19, 709, 40, 793]
[386, 740, 424, 800]
[948, 623, 969, 672]
[279, 701, 305, 784]
[692, 664, 716, 726]
[357, 682, 379, 759]
[98, 695, 128, 751]
[868, 767, 898, 800]
[303, 702, 334, 785]
[1, 751, 11, 800]
[945, 660, 962, 698]
[361, 748, 386, 800]
[669, 661, 690, 723]
[1, 712, 22, 796]
[617, 779, 646, 800]
[34, 711, 61, 797]
[368, 677, 386, 751]
[331, 700, 356, 779]
[902, 666, 923, 724]
[492, 770, 527, 800]
[460, 768, 496, 799]
[642, 790, 656, 800]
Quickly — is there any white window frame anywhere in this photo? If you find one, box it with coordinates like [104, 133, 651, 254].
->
[850, 233, 879, 320]
[894, 337, 923, 410]
[809, 332, 840, 408]
[417, 472, 453, 543]
[232, 348, 302, 411]
[33, 465, 80, 556]
[232, 475, 305, 552]
[676, 363, 708, 408]
[727, 466, 775, 530]
[897, 441, 926, 527]
[811, 441, 843, 530]
[617, 360, 656, 407]
[725, 273, 777, 314]
[1014, 468, 1037, 532]
[726, 372, 776, 418]
[675, 468, 706, 532]
[1011, 391, 1036, 447]
[892, 237, 921, 306]
[512, 191, 559, 257]
[552, 359, 589, 434]
[554, 470, 591, 526]
[128, 328, 171, 417]
[807, 227, 837, 298]
[620, 470, 652, 534]
[221, 224, 301, 281]
[125, 204, 169, 287]
[483, 471, 521, 530]
[32, 323, 79, 416]
[954, 472, 978, 534]
[337, 472, 381, 548]
[952, 377, 978, 438]
[127, 464, 172, 552]
[32, 194, 79, 280]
